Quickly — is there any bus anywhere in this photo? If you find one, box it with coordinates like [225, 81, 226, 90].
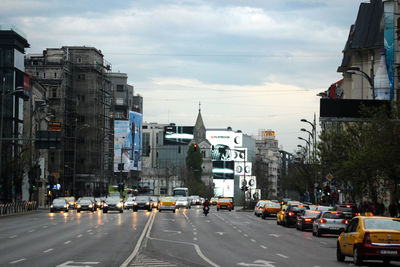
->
[173, 187, 189, 197]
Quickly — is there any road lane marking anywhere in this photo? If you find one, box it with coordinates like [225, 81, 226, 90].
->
[77, 234, 83, 238]
[269, 234, 280, 238]
[120, 211, 155, 267]
[260, 245, 267, 249]
[64, 241, 71, 244]
[238, 260, 276, 267]
[194, 237, 198, 241]
[320, 241, 327, 245]
[238, 230, 242, 233]
[57, 261, 99, 266]
[28, 229, 35, 233]
[42, 225, 48, 228]
[9, 235, 17, 238]
[10, 258, 26, 264]
[250, 239, 256, 243]
[244, 234, 248, 237]
[193, 232, 197, 235]
[43, 248, 53, 253]
[276, 253, 288, 259]
[87, 229, 92, 232]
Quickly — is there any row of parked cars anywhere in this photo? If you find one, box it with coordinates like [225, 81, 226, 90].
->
[254, 199, 400, 265]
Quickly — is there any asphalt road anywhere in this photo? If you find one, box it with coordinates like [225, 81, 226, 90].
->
[0, 206, 398, 267]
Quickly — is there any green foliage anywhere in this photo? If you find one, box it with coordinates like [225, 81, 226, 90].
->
[185, 144, 207, 196]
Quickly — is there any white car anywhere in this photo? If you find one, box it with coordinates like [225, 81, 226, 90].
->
[254, 200, 268, 217]
[175, 197, 191, 209]
[124, 197, 136, 209]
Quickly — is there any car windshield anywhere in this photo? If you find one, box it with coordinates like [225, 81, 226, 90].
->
[53, 199, 65, 204]
[323, 212, 344, 219]
[79, 200, 91, 204]
[303, 210, 321, 217]
[161, 198, 174, 202]
[291, 206, 308, 211]
[136, 196, 149, 201]
[219, 199, 230, 203]
[364, 218, 400, 230]
[126, 197, 135, 202]
[266, 203, 281, 208]
[176, 197, 187, 201]
[106, 198, 120, 204]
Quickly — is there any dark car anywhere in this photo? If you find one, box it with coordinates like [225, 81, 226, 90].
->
[76, 199, 95, 213]
[334, 204, 360, 219]
[133, 196, 152, 211]
[296, 210, 321, 231]
[50, 198, 69, 212]
[103, 197, 124, 213]
[282, 203, 309, 227]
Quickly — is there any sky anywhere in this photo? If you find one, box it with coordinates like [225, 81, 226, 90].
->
[1, 0, 367, 153]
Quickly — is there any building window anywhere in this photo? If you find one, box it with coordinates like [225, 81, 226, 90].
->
[77, 57, 82, 63]
[43, 72, 46, 79]
[36, 72, 39, 77]
[77, 74, 85, 80]
[116, 84, 124, 92]
[50, 152, 55, 163]
[54, 72, 57, 79]
[52, 88, 57, 98]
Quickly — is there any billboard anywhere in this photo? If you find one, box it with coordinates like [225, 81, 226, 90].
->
[129, 111, 143, 171]
[114, 120, 130, 172]
[206, 130, 242, 149]
[212, 161, 234, 179]
[234, 161, 252, 176]
[240, 176, 257, 190]
[213, 179, 234, 198]
[163, 126, 194, 145]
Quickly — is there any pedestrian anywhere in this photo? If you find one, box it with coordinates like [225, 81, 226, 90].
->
[389, 201, 398, 217]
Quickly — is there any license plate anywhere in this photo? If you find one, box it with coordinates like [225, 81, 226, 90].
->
[380, 250, 397, 255]
[330, 227, 339, 230]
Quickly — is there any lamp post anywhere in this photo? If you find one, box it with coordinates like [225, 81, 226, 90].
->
[301, 116, 316, 162]
[0, 75, 25, 201]
[298, 137, 310, 163]
[346, 66, 375, 100]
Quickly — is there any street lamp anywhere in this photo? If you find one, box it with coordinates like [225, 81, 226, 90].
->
[300, 117, 317, 162]
[0, 76, 25, 200]
[298, 137, 310, 163]
[346, 66, 375, 100]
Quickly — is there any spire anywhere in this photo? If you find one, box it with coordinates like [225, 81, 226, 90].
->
[194, 103, 206, 141]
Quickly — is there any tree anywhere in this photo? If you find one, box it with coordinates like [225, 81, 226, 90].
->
[185, 144, 206, 196]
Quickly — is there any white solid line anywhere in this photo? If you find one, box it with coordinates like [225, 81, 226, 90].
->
[64, 241, 71, 244]
[10, 258, 26, 264]
[260, 245, 267, 249]
[276, 253, 288, 259]
[120, 212, 155, 267]
[43, 248, 53, 253]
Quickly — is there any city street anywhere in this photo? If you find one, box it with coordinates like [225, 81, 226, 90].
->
[1, 206, 397, 267]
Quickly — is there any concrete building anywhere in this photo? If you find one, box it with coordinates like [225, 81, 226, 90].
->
[0, 27, 30, 202]
[255, 129, 280, 199]
[25, 46, 113, 198]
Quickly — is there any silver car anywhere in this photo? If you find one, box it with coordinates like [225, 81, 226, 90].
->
[175, 197, 191, 209]
[312, 211, 348, 237]
[124, 197, 136, 209]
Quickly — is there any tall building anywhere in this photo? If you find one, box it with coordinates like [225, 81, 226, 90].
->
[255, 129, 280, 199]
[25, 46, 113, 197]
[0, 27, 30, 202]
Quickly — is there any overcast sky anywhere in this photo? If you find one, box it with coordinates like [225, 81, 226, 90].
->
[2, 0, 366, 153]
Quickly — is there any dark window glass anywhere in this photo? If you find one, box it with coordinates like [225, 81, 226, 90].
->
[116, 84, 124, 91]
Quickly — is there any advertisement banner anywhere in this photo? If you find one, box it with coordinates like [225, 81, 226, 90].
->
[129, 111, 143, 171]
[234, 161, 252, 176]
[212, 161, 234, 179]
[164, 126, 194, 145]
[239, 176, 257, 190]
[114, 120, 130, 172]
[213, 179, 234, 198]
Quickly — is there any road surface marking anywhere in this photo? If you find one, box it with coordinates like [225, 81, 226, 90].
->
[57, 261, 99, 267]
[120, 211, 155, 267]
[193, 228, 197, 231]
[215, 232, 224, 236]
[42, 225, 48, 228]
[193, 232, 197, 235]
[250, 239, 256, 243]
[244, 234, 248, 237]
[194, 237, 198, 241]
[276, 253, 288, 259]
[237, 260, 276, 267]
[320, 241, 327, 245]
[28, 229, 35, 233]
[77, 234, 83, 238]
[87, 229, 92, 232]
[238, 230, 242, 233]
[64, 241, 71, 244]
[260, 245, 267, 249]
[10, 258, 26, 264]
[9, 235, 17, 238]
[269, 234, 280, 238]
[43, 248, 53, 253]
[163, 230, 182, 234]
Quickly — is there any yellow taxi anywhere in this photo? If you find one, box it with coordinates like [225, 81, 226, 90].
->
[210, 197, 218, 205]
[217, 198, 233, 211]
[158, 197, 176, 213]
[262, 201, 281, 219]
[64, 196, 76, 209]
[337, 216, 400, 265]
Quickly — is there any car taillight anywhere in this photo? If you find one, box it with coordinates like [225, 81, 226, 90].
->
[288, 212, 294, 216]
[304, 218, 312, 222]
[319, 219, 327, 223]
[342, 219, 348, 224]
[346, 205, 351, 208]
[259, 207, 263, 210]
[363, 231, 371, 244]
[173, 202, 176, 205]
[281, 211, 285, 215]
[355, 213, 361, 216]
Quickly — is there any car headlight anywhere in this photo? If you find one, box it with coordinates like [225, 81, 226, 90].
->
[146, 202, 149, 205]
[117, 203, 123, 208]
[50, 205, 54, 208]
[89, 204, 93, 208]
[64, 205, 68, 208]
[77, 205, 81, 208]
[103, 203, 108, 207]
[153, 203, 158, 206]
[133, 202, 137, 205]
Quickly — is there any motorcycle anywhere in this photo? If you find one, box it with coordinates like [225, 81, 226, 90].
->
[203, 206, 209, 216]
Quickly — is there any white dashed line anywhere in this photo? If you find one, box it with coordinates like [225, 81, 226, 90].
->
[43, 248, 53, 253]
[193, 232, 197, 235]
[42, 226, 48, 229]
[238, 230, 242, 233]
[9, 235, 17, 238]
[77, 234, 83, 238]
[320, 241, 327, 245]
[244, 234, 248, 237]
[260, 245, 267, 249]
[276, 253, 288, 259]
[193, 237, 198, 241]
[250, 239, 256, 243]
[87, 229, 92, 233]
[64, 241, 71, 244]
[28, 229, 35, 233]
[10, 258, 26, 264]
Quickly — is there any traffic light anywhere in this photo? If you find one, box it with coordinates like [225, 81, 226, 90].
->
[324, 186, 331, 196]
[193, 144, 198, 151]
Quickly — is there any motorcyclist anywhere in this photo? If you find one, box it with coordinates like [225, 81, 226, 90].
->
[203, 198, 210, 212]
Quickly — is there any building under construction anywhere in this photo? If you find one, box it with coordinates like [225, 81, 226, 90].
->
[25, 46, 113, 197]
